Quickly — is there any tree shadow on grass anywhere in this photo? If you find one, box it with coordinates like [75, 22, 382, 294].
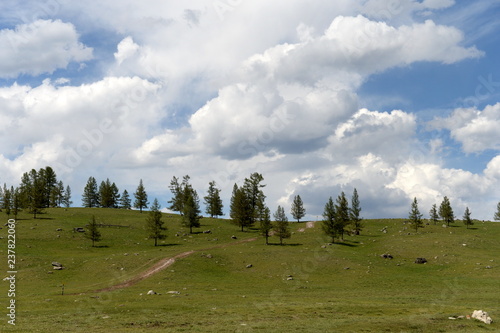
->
[335, 242, 358, 248]
[266, 243, 303, 247]
[93, 245, 109, 248]
[155, 243, 182, 247]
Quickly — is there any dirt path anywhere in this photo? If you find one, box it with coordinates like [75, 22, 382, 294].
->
[88, 237, 258, 294]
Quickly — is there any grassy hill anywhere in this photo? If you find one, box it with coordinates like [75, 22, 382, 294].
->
[1, 208, 498, 332]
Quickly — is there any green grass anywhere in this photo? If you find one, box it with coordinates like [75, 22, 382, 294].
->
[1, 209, 498, 332]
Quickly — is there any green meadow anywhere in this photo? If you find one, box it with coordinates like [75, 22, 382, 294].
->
[1, 208, 498, 332]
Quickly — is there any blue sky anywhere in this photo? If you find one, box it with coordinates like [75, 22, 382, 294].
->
[1, 0, 499, 220]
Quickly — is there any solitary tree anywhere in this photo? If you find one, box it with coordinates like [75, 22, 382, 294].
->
[182, 189, 201, 233]
[273, 205, 290, 245]
[204, 181, 224, 218]
[463, 207, 473, 229]
[408, 197, 423, 232]
[322, 197, 337, 243]
[349, 188, 363, 235]
[439, 196, 455, 226]
[146, 198, 166, 246]
[85, 215, 102, 247]
[259, 206, 273, 245]
[291, 195, 306, 222]
[134, 179, 148, 213]
[429, 204, 439, 225]
[494, 202, 500, 221]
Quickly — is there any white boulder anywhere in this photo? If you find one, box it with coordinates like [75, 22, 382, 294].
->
[472, 310, 492, 324]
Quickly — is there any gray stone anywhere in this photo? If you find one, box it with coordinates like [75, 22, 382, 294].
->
[52, 262, 63, 267]
[415, 258, 427, 264]
[147, 290, 157, 295]
[246, 264, 253, 268]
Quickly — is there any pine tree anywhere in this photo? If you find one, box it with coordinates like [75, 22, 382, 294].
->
[182, 189, 201, 233]
[322, 197, 337, 243]
[62, 185, 72, 208]
[204, 181, 224, 218]
[146, 198, 166, 246]
[111, 183, 120, 208]
[494, 202, 500, 221]
[335, 192, 350, 240]
[134, 179, 148, 213]
[168, 176, 183, 213]
[119, 189, 131, 209]
[291, 195, 306, 222]
[2, 184, 11, 216]
[11, 187, 21, 219]
[259, 206, 273, 245]
[40, 166, 57, 208]
[273, 205, 290, 245]
[242, 172, 266, 226]
[230, 184, 253, 231]
[408, 197, 423, 232]
[82, 177, 99, 208]
[463, 207, 473, 229]
[85, 215, 102, 247]
[429, 204, 439, 225]
[439, 196, 455, 226]
[349, 188, 363, 235]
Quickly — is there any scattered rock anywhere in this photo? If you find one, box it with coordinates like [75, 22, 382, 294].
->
[147, 290, 157, 295]
[472, 310, 492, 324]
[47, 271, 53, 274]
[52, 262, 63, 267]
[442, 224, 447, 228]
[203, 230, 212, 234]
[287, 277, 293, 280]
[344, 267, 350, 270]
[74, 227, 85, 233]
[415, 258, 427, 264]
[486, 266, 492, 269]
[167, 291, 180, 295]
[380, 254, 393, 259]
[231, 235, 237, 240]
[56, 228, 62, 231]
[246, 264, 253, 268]
[53, 266, 63, 270]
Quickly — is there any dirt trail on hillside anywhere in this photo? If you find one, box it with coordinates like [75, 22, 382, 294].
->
[88, 237, 258, 294]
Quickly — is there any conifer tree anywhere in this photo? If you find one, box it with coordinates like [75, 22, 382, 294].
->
[273, 205, 290, 245]
[291, 194, 306, 222]
[82, 176, 99, 208]
[494, 202, 500, 221]
[408, 197, 423, 232]
[85, 215, 102, 247]
[230, 184, 253, 231]
[429, 204, 439, 225]
[242, 172, 266, 226]
[335, 192, 350, 240]
[146, 198, 166, 246]
[2, 184, 11, 216]
[349, 188, 363, 235]
[119, 189, 131, 209]
[134, 179, 148, 213]
[322, 197, 337, 243]
[182, 189, 201, 233]
[439, 196, 455, 226]
[463, 207, 473, 229]
[204, 181, 224, 218]
[63, 185, 72, 208]
[259, 206, 273, 245]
